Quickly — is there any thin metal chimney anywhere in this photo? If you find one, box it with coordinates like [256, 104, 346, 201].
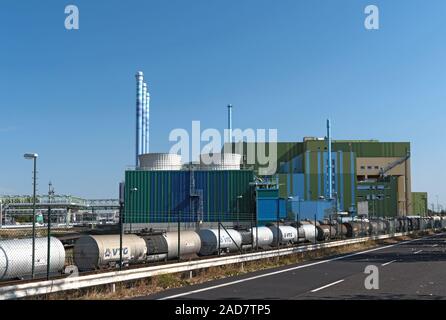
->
[327, 119, 332, 199]
[142, 82, 147, 155]
[135, 71, 144, 167]
[227, 104, 233, 144]
[146, 88, 150, 153]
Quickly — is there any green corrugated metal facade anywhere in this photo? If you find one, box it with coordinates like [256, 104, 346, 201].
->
[356, 177, 399, 217]
[230, 140, 412, 216]
[124, 170, 255, 223]
[412, 192, 428, 216]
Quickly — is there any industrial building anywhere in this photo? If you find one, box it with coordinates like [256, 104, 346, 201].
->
[123, 71, 429, 231]
[227, 138, 419, 218]
[0, 195, 119, 227]
[124, 153, 256, 231]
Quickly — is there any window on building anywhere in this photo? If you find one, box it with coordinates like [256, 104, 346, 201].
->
[360, 166, 365, 169]
[374, 166, 379, 169]
[367, 166, 372, 170]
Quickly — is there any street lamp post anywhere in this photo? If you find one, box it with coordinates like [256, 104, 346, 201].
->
[24, 153, 38, 279]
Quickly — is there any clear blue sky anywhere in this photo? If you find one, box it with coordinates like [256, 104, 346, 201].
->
[0, 0, 445, 207]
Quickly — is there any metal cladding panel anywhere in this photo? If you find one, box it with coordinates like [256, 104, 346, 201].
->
[124, 170, 254, 223]
[256, 198, 287, 222]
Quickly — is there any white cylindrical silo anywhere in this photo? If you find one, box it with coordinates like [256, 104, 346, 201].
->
[138, 153, 182, 170]
[199, 153, 242, 170]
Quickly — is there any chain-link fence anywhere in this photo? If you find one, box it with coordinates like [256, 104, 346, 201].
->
[1, 207, 445, 286]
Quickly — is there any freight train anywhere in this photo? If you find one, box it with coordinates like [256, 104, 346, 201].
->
[72, 216, 446, 272]
[1, 216, 445, 280]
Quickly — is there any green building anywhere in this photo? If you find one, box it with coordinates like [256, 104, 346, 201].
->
[228, 138, 418, 217]
[412, 192, 428, 216]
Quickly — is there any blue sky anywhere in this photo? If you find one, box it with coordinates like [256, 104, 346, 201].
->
[0, 0, 445, 207]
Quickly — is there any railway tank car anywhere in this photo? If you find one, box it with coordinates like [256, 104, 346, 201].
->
[74, 234, 147, 271]
[141, 231, 201, 261]
[0, 237, 65, 281]
[316, 224, 337, 241]
[268, 225, 298, 245]
[248, 227, 274, 248]
[198, 228, 242, 256]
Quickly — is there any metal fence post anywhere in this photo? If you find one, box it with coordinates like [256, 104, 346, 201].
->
[31, 157, 37, 279]
[47, 182, 53, 280]
[119, 202, 123, 270]
[119, 182, 125, 270]
[218, 216, 221, 256]
[178, 211, 181, 262]
[314, 214, 317, 245]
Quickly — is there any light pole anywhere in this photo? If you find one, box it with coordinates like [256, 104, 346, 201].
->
[24, 153, 38, 279]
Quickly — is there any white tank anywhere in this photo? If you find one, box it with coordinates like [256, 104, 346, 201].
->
[199, 153, 241, 170]
[268, 226, 298, 245]
[73, 235, 147, 271]
[300, 224, 317, 243]
[138, 153, 182, 170]
[198, 229, 243, 256]
[249, 227, 274, 248]
[0, 237, 65, 280]
[163, 231, 201, 259]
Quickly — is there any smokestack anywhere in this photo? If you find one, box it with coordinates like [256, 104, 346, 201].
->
[227, 104, 233, 144]
[146, 88, 150, 153]
[142, 82, 147, 155]
[327, 119, 332, 200]
[135, 71, 144, 167]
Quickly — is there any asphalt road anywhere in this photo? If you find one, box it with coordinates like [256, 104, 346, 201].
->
[136, 232, 446, 300]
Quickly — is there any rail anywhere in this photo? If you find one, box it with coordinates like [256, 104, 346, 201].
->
[0, 230, 419, 300]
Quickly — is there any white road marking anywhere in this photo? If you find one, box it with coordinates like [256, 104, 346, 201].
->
[157, 233, 443, 300]
[381, 260, 397, 266]
[414, 250, 423, 254]
[310, 279, 345, 293]
[432, 244, 438, 247]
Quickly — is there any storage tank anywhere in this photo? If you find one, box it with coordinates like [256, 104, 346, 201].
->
[249, 227, 274, 248]
[369, 221, 379, 235]
[441, 216, 446, 229]
[163, 231, 201, 259]
[73, 235, 147, 271]
[138, 153, 182, 170]
[198, 229, 242, 256]
[317, 224, 337, 241]
[0, 237, 65, 281]
[199, 153, 242, 170]
[141, 234, 168, 262]
[238, 230, 254, 246]
[268, 225, 297, 245]
[298, 224, 317, 243]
